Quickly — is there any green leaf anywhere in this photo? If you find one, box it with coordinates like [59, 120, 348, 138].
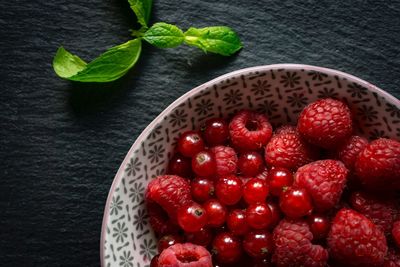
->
[144, 22, 184, 48]
[184, 26, 242, 56]
[128, 0, 152, 27]
[52, 39, 142, 82]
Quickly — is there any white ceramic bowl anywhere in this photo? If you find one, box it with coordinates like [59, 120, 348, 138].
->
[100, 64, 400, 267]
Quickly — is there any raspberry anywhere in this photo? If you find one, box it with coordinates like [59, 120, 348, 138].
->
[146, 175, 192, 234]
[384, 248, 400, 267]
[158, 243, 213, 267]
[393, 221, 400, 249]
[350, 191, 399, 235]
[297, 98, 352, 148]
[328, 209, 388, 266]
[355, 138, 400, 190]
[330, 135, 368, 170]
[147, 202, 180, 235]
[265, 126, 318, 170]
[229, 110, 273, 151]
[294, 160, 348, 212]
[255, 167, 269, 181]
[272, 219, 328, 267]
[210, 146, 238, 177]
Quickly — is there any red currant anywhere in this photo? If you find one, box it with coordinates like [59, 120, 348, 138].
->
[157, 235, 183, 253]
[268, 167, 293, 196]
[203, 118, 229, 146]
[191, 177, 214, 203]
[238, 151, 264, 176]
[308, 214, 331, 240]
[212, 232, 243, 264]
[203, 199, 227, 227]
[243, 230, 273, 259]
[185, 227, 213, 247]
[168, 153, 192, 178]
[246, 203, 272, 230]
[150, 255, 159, 267]
[266, 201, 281, 229]
[192, 151, 216, 177]
[243, 178, 269, 204]
[279, 187, 313, 218]
[177, 202, 208, 232]
[227, 209, 250, 236]
[178, 131, 205, 157]
[215, 175, 243, 205]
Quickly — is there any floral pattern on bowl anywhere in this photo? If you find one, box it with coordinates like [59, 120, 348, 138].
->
[101, 64, 400, 267]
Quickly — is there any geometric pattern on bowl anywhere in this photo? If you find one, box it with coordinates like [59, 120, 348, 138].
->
[101, 64, 400, 267]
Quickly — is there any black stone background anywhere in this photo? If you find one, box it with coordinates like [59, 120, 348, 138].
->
[1, 0, 399, 266]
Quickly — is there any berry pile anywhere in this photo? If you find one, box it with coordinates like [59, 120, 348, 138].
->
[146, 98, 400, 267]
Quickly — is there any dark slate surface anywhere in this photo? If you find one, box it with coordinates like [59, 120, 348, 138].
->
[1, 0, 399, 266]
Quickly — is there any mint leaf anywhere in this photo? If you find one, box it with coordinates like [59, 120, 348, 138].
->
[53, 39, 142, 82]
[128, 0, 152, 27]
[184, 26, 242, 56]
[144, 23, 184, 48]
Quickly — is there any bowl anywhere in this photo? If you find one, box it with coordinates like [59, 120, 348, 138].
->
[100, 64, 400, 267]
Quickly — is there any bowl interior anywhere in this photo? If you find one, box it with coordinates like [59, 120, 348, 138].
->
[101, 64, 400, 267]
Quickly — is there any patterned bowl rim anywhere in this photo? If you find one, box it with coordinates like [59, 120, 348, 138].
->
[99, 63, 400, 266]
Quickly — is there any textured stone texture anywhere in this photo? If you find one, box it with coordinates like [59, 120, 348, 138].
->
[0, 0, 399, 266]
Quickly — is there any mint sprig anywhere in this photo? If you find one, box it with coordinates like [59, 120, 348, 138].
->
[52, 0, 242, 83]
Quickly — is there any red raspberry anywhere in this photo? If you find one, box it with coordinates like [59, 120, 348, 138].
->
[147, 202, 180, 235]
[294, 160, 348, 212]
[330, 135, 368, 170]
[350, 191, 399, 235]
[158, 243, 212, 267]
[355, 138, 400, 190]
[265, 126, 318, 170]
[297, 98, 353, 148]
[384, 248, 400, 267]
[328, 209, 388, 266]
[255, 167, 269, 181]
[229, 110, 273, 151]
[146, 175, 192, 233]
[393, 221, 400, 249]
[210, 146, 238, 177]
[272, 219, 328, 267]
